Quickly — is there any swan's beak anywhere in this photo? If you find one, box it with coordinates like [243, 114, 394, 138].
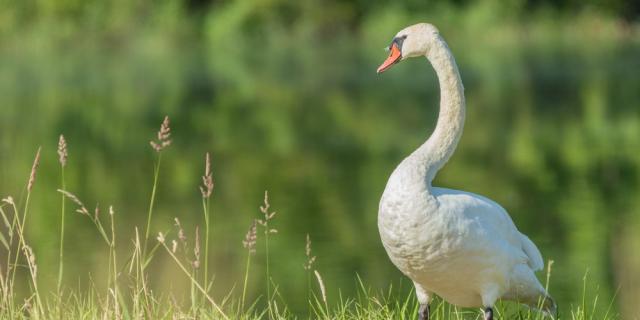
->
[377, 43, 402, 74]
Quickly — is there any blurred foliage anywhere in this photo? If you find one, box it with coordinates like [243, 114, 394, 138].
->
[0, 0, 639, 318]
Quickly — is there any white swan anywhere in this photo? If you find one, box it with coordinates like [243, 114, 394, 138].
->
[376, 23, 556, 320]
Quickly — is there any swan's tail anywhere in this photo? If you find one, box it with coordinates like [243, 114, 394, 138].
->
[538, 294, 557, 317]
[512, 290, 557, 317]
[509, 264, 556, 316]
[520, 232, 544, 271]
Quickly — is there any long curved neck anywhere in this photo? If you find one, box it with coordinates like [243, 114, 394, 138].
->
[411, 35, 465, 185]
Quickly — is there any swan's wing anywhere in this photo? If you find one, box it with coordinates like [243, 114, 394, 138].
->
[432, 187, 544, 271]
[519, 232, 544, 271]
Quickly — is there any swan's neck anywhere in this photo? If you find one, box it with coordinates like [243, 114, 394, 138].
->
[411, 35, 465, 185]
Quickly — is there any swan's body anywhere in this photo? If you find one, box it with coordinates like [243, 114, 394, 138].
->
[376, 23, 555, 319]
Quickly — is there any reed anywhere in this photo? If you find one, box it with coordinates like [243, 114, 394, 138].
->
[241, 219, 257, 312]
[144, 116, 172, 257]
[304, 233, 316, 316]
[257, 190, 278, 318]
[57, 135, 68, 300]
[200, 152, 214, 295]
[108, 205, 119, 318]
[304, 234, 328, 316]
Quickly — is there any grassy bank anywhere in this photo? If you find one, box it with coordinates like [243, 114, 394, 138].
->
[0, 117, 617, 319]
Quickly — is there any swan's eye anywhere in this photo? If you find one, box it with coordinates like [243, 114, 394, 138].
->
[391, 36, 406, 51]
[385, 35, 407, 52]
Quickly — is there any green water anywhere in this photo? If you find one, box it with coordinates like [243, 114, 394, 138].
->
[1, 0, 639, 317]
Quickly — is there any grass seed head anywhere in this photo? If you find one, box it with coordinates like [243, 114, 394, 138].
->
[57, 189, 90, 216]
[22, 245, 37, 277]
[2, 196, 14, 206]
[200, 152, 214, 198]
[172, 240, 178, 254]
[304, 234, 316, 270]
[257, 191, 277, 234]
[174, 218, 187, 244]
[27, 147, 42, 192]
[242, 220, 257, 254]
[193, 226, 201, 269]
[314, 270, 327, 305]
[57, 135, 68, 167]
[150, 116, 172, 152]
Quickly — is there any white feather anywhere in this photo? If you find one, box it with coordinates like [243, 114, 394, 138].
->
[377, 23, 553, 312]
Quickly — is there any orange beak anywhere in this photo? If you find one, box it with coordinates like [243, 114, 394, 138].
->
[377, 43, 402, 74]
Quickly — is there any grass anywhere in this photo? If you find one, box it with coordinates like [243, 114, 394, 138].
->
[0, 116, 617, 319]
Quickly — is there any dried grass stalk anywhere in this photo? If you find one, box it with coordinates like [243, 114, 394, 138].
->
[304, 234, 316, 270]
[314, 270, 327, 306]
[193, 226, 201, 269]
[57, 189, 90, 216]
[200, 152, 214, 198]
[27, 147, 42, 192]
[257, 191, 277, 234]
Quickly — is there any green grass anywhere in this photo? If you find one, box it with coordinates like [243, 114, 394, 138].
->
[0, 118, 617, 319]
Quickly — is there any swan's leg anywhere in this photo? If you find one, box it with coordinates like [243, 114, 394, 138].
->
[481, 284, 500, 320]
[418, 304, 430, 320]
[413, 282, 431, 320]
[483, 307, 493, 320]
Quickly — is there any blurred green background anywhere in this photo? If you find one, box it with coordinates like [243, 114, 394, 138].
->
[1, 0, 639, 318]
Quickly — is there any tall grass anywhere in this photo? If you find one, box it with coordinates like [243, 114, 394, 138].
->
[241, 220, 257, 312]
[56, 135, 67, 312]
[144, 116, 172, 257]
[0, 117, 618, 319]
[200, 152, 214, 298]
[257, 190, 278, 318]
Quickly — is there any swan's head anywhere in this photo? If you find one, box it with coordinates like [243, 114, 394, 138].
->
[377, 23, 440, 73]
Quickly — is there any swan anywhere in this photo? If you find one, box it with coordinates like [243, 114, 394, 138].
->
[376, 23, 556, 320]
